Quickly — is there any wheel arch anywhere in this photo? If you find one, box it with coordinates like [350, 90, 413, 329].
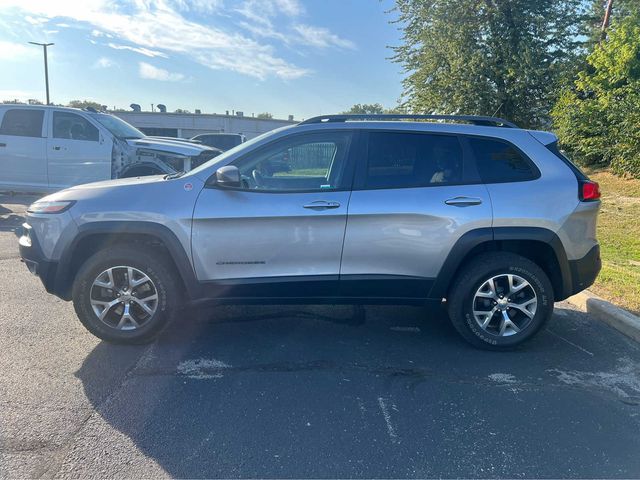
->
[53, 222, 200, 301]
[430, 227, 572, 301]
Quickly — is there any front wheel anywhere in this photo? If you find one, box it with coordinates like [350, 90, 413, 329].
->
[447, 252, 554, 350]
[72, 246, 178, 344]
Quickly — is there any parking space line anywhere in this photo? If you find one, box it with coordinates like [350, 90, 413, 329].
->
[546, 328, 594, 357]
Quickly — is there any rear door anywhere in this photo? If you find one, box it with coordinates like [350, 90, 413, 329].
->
[47, 111, 112, 188]
[0, 108, 48, 190]
[340, 130, 493, 299]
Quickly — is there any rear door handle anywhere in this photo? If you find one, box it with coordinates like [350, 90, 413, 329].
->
[303, 200, 341, 210]
[53, 146, 61, 151]
[445, 196, 483, 207]
[0, 143, 6, 147]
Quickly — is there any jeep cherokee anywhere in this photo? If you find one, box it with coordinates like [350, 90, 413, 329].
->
[18, 114, 602, 349]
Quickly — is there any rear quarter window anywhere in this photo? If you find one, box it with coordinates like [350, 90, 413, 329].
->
[545, 141, 589, 181]
[469, 137, 538, 183]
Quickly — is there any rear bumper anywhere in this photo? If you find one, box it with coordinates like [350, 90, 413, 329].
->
[568, 244, 601, 297]
[18, 223, 61, 297]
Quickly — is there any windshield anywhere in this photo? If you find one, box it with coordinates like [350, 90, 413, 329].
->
[89, 113, 145, 139]
[188, 127, 290, 176]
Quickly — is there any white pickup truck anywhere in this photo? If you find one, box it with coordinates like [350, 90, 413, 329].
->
[0, 105, 221, 193]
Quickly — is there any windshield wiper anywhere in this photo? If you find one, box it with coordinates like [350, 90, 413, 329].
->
[164, 171, 186, 180]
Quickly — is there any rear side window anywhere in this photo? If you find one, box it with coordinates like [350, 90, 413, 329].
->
[0, 109, 44, 137]
[469, 137, 537, 183]
[364, 132, 463, 189]
[53, 112, 99, 142]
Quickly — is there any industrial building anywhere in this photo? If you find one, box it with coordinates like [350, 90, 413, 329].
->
[113, 111, 296, 140]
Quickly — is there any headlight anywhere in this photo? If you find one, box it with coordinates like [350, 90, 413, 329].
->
[27, 200, 76, 214]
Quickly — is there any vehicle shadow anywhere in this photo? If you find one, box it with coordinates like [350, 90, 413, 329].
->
[72, 304, 629, 478]
[72, 304, 453, 476]
[0, 194, 38, 233]
[0, 212, 25, 233]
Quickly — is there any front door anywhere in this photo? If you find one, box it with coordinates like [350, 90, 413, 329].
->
[191, 130, 355, 298]
[47, 111, 112, 189]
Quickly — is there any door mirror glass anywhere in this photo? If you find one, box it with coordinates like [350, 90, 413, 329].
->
[215, 165, 241, 187]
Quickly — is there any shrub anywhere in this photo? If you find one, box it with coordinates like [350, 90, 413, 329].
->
[552, 13, 640, 178]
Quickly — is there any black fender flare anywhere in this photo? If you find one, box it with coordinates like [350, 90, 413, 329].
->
[429, 226, 572, 300]
[54, 221, 200, 300]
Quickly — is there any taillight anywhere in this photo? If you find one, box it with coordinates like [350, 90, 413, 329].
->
[580, 181, 601, 201]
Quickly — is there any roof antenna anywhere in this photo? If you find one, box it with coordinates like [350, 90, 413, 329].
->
[491, 103, 503, 117]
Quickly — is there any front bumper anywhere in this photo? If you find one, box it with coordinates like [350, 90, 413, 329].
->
[568, 244, 601, 296]
[19, 223, 60, 296]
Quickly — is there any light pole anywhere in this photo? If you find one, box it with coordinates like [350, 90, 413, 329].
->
[28, 42, 54, 105]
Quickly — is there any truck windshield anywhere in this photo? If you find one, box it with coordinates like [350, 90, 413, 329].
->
[89, 113, 144, 139]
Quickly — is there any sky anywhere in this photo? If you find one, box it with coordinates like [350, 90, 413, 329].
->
[0, 0, 404, 120]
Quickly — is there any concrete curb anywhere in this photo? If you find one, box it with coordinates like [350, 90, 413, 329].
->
[567, 290, 640, 343]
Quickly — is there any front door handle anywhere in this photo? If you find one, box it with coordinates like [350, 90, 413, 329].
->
[0, 143, 6, 147]
[303, 200, 341, 210]
[53, 146, 61, 151]
[445, 196, 483, 207]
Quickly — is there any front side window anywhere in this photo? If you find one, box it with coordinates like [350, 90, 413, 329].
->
[0, 109, 44, 137]
[469, 137, 537, 183]
[364, 132, 463, 189]
[53, 112, 99, 142]
[232, 132, 352, 192]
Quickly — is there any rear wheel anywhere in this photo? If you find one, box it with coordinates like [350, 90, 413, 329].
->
[72, 246, 178, 344]
[447, 252, 554, 350]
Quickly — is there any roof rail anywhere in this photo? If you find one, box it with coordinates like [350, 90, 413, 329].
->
[299, 114, 518, 128]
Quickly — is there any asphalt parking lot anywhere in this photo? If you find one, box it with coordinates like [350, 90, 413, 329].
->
[1, 194, 640, 478]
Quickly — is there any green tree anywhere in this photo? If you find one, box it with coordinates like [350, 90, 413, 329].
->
[391, 0, 588, 128]
[67, 99, 104, 110]
[584, 0, 639, 45]
[341, 103, 407, 114]
[552, 11, 640, 177]
[256, 112, 273, 119]
[341, 103, 385, 114]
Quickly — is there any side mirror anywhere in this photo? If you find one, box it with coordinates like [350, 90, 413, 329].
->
[215, 165, 241, 188]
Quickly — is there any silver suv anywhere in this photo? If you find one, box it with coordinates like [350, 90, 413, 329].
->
[18, 114, 602, 349]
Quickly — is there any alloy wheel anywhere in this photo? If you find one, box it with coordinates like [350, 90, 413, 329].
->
[472, 273, 537, 337]
[89, 266, 158, 330]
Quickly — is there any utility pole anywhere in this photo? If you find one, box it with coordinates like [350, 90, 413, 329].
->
[601, 0, 614, 40]
[28, 42, 54, 105]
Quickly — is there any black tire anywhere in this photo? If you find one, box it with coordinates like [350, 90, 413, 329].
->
[447, 252, 554, 350]
[72, 246, 178, 344]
